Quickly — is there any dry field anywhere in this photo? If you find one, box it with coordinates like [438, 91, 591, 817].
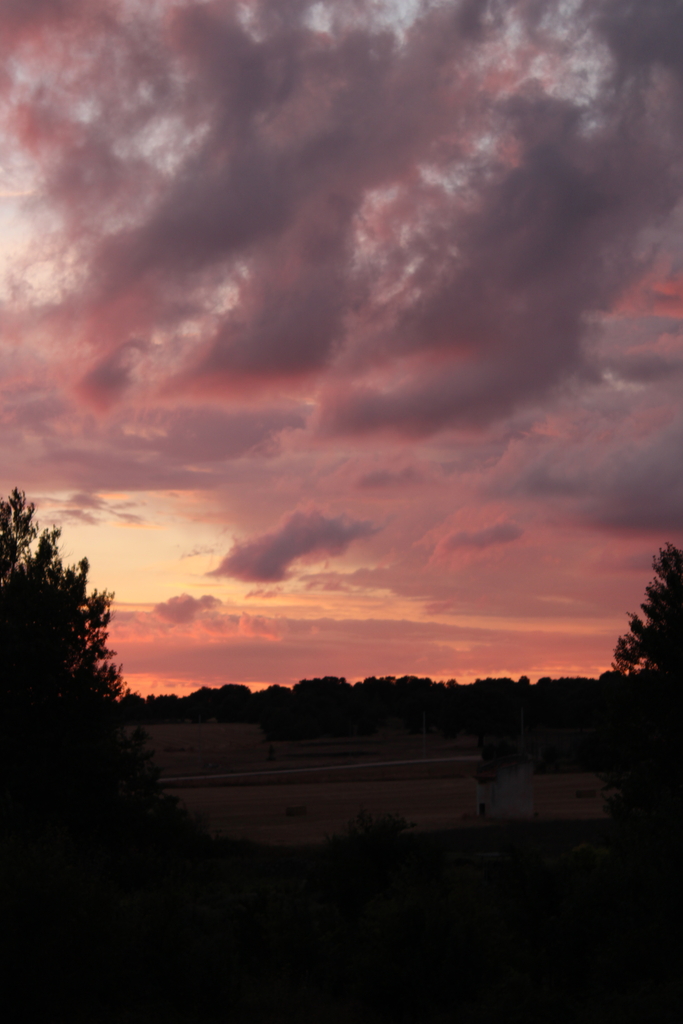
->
[141, 720, 479, 778]
[167, 772, 608, 846]
[139, 722, 609, 846]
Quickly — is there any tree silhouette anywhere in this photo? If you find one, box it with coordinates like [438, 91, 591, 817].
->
[614, 542, 683, 677]
[0, 489, 174, 840]
[605, 543, 683, 821]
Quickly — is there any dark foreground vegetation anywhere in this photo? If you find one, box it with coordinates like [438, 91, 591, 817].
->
[2, 490, 683, 1023]
[5, 808, 683, 1024]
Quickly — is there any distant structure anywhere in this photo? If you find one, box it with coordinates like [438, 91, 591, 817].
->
[524, 728, 587, 764]
[475, 754, 534, 819]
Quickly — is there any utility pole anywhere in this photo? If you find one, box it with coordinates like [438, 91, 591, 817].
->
[422, 711, 427, 759]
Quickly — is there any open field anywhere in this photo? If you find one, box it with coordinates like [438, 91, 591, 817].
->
[140, 722, 609, 846]
[167, 771, 608, 845]
[141, 720, 481, 779]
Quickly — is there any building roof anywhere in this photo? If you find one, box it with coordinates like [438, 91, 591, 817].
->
[475, 753, 532, 783]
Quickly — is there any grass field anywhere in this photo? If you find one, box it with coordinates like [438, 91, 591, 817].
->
[139, 721, 609, 846]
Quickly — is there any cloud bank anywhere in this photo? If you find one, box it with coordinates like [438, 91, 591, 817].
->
[2, 1, 683, 688]
[4, 0, 683, 433]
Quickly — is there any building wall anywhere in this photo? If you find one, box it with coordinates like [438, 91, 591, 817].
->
[476, 760, 534, 819]
[476, 781, 491, 818]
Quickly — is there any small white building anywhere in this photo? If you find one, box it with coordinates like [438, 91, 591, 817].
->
[475, 755, 534, 819]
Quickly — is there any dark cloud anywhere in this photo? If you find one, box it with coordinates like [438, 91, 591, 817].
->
[45, 491, 147, 526]
[0, 390, 66, 433]
[502, 413, 683, 534]
[209, 508, 379, 581]
[441, 522, 523, 550]
[67, 491, 104, 510]
[78, 341, 145, 409]
[181, 545, 219, 560]
[598, 0, 683, 82]
[583, 423, 683, 532]
[13, 405, 305, 495]
[154, 593, 222, 625]
[47, 491, 106, 525]
[124, 406, 306, 462]
[322, 360, 535, 436]
[0, 0, 82, 42]
[38, 445, 202, 493]
[324, 80, 681, 433]
[607, 351, 683, 384]
[10, 0, 683, 437]
[357, 467, 422, 489]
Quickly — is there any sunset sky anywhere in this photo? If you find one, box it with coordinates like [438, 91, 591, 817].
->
[1, 0, 682, 694]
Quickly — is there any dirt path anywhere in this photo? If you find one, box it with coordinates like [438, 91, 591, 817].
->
[163, 754, 481, 784]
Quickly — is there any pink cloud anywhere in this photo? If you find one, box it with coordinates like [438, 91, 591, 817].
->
[153, 593, 221, 625]
[210, 508, 379, 582]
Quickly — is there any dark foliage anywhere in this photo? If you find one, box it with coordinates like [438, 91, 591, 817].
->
[614, 542, 683, 676]
[3, 809, 683, 1024]
[0, 489, 187, 845]
[599, 544, 683, 822]
[317, 810, 419, 916]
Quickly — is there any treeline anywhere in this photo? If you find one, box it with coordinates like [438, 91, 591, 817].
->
[122, 672, 620, 744]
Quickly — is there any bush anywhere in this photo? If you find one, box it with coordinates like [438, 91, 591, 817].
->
[317, 811, 417, 916]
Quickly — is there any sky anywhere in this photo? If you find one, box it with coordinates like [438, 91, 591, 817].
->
[1, 0, 683, 694]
